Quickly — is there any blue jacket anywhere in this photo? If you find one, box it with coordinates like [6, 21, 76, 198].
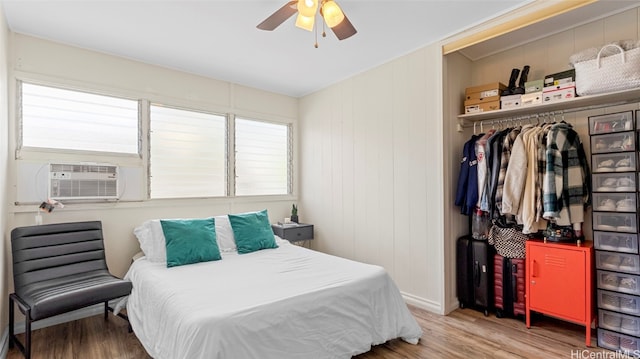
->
[455, 135, 480, 215]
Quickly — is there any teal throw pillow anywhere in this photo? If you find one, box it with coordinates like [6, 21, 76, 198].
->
[160, 218, 221, 267]
[228, 210, 278, 254]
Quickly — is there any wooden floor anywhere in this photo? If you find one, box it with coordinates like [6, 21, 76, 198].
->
[7, 306, 615, 359]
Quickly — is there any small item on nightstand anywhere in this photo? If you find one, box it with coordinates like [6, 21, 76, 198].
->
[291, 204, 299, 223]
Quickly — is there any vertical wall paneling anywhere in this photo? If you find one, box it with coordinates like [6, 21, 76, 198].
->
[340, 81, 356, 260]
[603, 10, 638, 43]
[300, 45, 445, 313]
[299, 89, 329, 250]
[391, 57, 411, 291]
[406, 48, 430, 301]
[1, 3, 10, 334]
[328, 84, 345, 257]
[544, 31, 573, 74]
[416, 45, 443, 305]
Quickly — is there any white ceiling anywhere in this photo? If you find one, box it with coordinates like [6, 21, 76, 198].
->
[1, 0, 536, 97]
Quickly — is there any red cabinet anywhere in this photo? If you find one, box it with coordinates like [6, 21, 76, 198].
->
[526, 240, 595, 346]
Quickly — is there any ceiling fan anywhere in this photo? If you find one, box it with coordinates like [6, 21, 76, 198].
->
[257, 0, 357, 42]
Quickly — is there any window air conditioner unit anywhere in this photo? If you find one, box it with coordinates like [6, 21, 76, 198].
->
[49, 163, 119, 200]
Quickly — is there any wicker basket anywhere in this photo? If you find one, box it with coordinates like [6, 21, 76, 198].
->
[574, 44, 640, 96]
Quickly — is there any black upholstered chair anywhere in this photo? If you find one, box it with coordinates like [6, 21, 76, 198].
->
[9, 221, 133, 359]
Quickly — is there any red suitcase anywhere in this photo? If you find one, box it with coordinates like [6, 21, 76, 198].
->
[493, 254, 525, 318]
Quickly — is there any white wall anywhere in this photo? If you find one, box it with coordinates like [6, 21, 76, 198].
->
[6, 34, 299, 280]
[299, 45, 446, 313]
[0, 2, 10, 335]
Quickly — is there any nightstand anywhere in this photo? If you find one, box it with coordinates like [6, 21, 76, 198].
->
[271, 223, 314, 243]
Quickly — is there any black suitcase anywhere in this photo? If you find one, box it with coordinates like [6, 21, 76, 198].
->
[456, 235, 493, 316]
[456, 236, 474, 309]
[494, 254, 526, 319]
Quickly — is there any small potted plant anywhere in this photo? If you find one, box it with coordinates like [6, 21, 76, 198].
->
[291, 204, 299, 223]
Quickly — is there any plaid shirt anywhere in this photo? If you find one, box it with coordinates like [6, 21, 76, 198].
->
[494, 126, 521, 215]
[542, 123, 591, 226]
[535, 124, 553, 222]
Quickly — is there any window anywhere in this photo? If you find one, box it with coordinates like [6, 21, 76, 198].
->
[18, 81, 294, 201]
[235, 118, 290, 196]
[20, 82, 139, 154]
[150, 105, 226, 199]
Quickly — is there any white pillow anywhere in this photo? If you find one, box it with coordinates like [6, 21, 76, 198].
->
[214, 215, 237, 252]
[133, 219, 167, 263]
[133, 216, 238, 262]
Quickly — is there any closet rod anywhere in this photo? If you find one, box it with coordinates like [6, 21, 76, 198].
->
[473, 111, 565, 133]
[459, 95, 640, 130]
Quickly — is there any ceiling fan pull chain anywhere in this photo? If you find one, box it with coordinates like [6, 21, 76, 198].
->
[314, 16, 319, 48]
[322, 17, 327, 38]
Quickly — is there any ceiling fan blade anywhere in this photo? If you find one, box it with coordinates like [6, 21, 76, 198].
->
[257, 1, 298, 31]
[330, 13, 357, 40]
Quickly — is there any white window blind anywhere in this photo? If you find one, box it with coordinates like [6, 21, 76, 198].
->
[150, 105, 226, 199]
[235, 118, 290, 196]
[20, 82, 139, 154]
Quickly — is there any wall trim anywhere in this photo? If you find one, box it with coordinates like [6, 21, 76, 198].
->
[0, 326, 8, 359]
[442, 0, 596, 54]
[402, 292, 443, 315]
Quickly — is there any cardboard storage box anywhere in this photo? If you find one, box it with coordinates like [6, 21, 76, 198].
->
[465, 101, 500, 114]
[543, 82, 576, 103]
[544, 69, 575, 87]
[465, 82, 507, 98]
[464, 95, 501, 107]
[543, 81, 575, 92]
[500, 94, 522, 109]
[464, 82, 506, 113]
[525, 79, 544, 93]
[521, 91, 543, 106]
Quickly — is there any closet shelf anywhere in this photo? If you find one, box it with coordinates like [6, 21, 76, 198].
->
[458, 88, 640, 123]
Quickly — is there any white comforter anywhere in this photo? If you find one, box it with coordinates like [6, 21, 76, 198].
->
[124, 240, 422, 359]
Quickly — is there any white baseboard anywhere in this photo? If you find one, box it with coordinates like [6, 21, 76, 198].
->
[401, 292, 443, 314]
[0, 326, 8, 359]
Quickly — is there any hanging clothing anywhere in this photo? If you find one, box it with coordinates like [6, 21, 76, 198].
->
[494, 126, 521, 216]
[476, 129, 496, 209]
[535, 124, 553, 223]
[501, 124, 534, 216]
[455, 134, 480, 215]
[542, 122, 591, 227]
[486, 128, 508, 219]
[455, 120, 591, 239]
[520, 126, 547, 234]
[479, 129, 499, 212]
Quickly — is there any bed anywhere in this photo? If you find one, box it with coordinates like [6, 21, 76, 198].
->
[120, 212, 423, 359]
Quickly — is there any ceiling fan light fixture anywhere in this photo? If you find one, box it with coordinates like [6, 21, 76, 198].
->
[295, 13, 315, 31]
[257, 0, 356, 42]
[297, 0, 318, 18]
[321, 0, 344, 28]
